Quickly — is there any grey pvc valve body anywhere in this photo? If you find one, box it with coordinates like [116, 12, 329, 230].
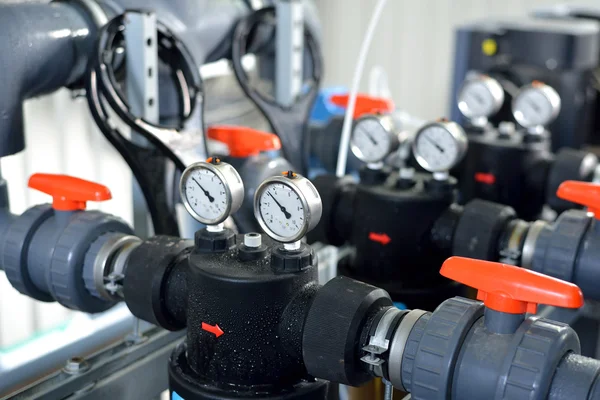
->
[1, 204, 135, 312]
[303, 271, 600, 400]
[528, 210, 600, 301]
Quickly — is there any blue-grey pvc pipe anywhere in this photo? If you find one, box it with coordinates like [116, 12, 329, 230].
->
[0, 2, 97, 157]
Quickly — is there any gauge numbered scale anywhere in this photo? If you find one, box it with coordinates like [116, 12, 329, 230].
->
[179, 158, 244, 227]
[350, 114, 399, 165]
[512, 81, 561, 130]
[457, 74, 505, 123]
[254, 171, 322, 245]
[412, 120, 468, 177]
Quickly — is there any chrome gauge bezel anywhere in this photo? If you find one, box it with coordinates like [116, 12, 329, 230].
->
[179, 160, 244, 225]
[511, 82, 561, 129]
[412, 121, 468, 173]
[457, 73, 505, 120]
[253, 174, 322, 243]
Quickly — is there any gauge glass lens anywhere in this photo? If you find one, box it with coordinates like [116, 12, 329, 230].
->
[351, 118, 391, 163]
[258, 183, 306, 239]
[458, 81, 496, 118]
[183, 168, 228, 222]
[513, 89, 553, 127]
[415, 126, 460, 171]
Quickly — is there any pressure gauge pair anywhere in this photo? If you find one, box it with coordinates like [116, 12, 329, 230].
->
[458, 73, 561, 130]
[180, 159, 321, 244]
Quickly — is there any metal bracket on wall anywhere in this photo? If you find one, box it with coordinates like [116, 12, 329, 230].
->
[3, 327, 185, 400]
[275, 0, 304, 107]
[125, 11, 159, 239]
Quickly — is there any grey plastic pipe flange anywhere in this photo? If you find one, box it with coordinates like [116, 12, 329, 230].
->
[531, 209, 591, 282]
[48, 210, 133, 312]
[388, 309, 429, 391]
[2, 205, 54, 301]
[83, 232, 141, 301]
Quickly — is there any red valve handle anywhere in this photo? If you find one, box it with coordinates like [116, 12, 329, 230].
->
[557, 180, 600, 219]
[330, 94, 395, 119]
[440, 257, 584, 314]
[207, 125, 281, 158]
[28, 173, 112, 211]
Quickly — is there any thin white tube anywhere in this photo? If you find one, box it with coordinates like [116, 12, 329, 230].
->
[335, 0, 390, 177]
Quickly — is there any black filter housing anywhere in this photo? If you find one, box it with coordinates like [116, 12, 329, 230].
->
[453, 130, 552, 220]
[347, 174, 455, 285]
[311, 172, 464, 307]
[168, 232, 328, 399]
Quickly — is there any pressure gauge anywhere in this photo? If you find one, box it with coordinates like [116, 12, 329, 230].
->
[179, 158, 244, 226]
[412, 120, 468, 174]
[512, 82, 561, 129]
[254, 171, 322, 244]
[351, 115, 398, 164]
[457, 74, 505, 122]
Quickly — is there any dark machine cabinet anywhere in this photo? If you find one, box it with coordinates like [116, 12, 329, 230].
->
[450, 17, 600, 150]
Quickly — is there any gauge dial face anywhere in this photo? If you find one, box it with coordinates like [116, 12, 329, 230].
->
[351, 117, 392, 163]
[457, 77, 504, 119]
[413, 122, 467, 172]
[512, 84, 561, 128]
[182, 167, 229, 224]
[258, 182, 306, 240]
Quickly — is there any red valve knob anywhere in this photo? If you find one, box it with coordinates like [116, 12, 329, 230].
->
[207, 125, 281, 158]
[330, 94, 395, 119]
[440, 257, 584, 314]
[28, 173, 112, 211]
[557, 180, 600, 219]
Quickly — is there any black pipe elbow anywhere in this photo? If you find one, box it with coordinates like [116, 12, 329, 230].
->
[307, 174, 356, 246]
[0, 2, 101, 157]
[123, 236, 192, 330]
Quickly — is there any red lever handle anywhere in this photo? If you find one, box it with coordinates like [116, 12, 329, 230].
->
[440, 257, 583, 314]
[28, 173, 112, 211]
[330, 94, 395, 119]
[207, 125, 281, 158]
[557, 180, 600, 219]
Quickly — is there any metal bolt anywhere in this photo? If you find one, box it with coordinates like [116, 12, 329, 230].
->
[63, 357, 90, 374]
[383, 378, 394, 400]
[244, 233, 262, 248]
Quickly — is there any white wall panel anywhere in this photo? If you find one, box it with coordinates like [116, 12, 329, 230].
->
[315, 0, 600, 120]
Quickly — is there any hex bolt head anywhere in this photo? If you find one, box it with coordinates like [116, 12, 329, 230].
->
[63, 357, 90, 374]
[244, 233, 262, 248]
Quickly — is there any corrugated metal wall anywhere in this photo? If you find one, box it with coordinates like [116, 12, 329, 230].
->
[1, 0, 599, 348]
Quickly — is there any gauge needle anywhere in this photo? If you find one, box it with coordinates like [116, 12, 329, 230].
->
[423, 135, 445, 153]
[268, 192, 291, 219]
[528, 100, 541, 113]
[192, 177, 214, 203]
[361, 128, 378, 146]
[471, 93, 485, 105]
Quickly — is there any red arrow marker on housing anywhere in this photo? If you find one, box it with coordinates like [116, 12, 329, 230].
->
[369, 232, 391, 245]
[202, 322, 224, 338]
